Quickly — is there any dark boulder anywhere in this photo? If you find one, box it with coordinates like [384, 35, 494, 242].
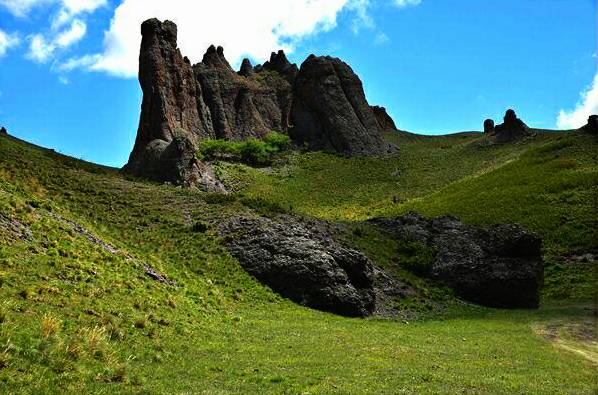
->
[493, 109, 534, 142]
[581, 114, 597, 134]
[483, 119, 495, 134]
[371, 105, 398, 131]
[129, 136, 224, 191]
[0, 127, 6, 135]
[291, 55, 387, 155]
[220, 215, 376, 317]
[372, 213, 544, 308]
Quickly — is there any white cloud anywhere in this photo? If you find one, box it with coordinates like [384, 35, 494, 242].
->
[58, 53, 100, 71]
[54, 18, 86, 47]
[0, 0, 53, 17]
[394, 0, 421, 7]
[27, 18, 88, 63]
[0, 29, 20, 57]
[27, 34, 54, 62]
[79, 0, 368, 77]
[557, 73, 598, 129]
[374, 32, 389, 45]
[0, 0, 105, 18]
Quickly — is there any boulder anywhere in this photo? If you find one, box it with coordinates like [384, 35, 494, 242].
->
[372, 213, 544, 308]
[483, 119, 495, 134]
[371, 105, 398, 131]
[0, 127, 7, 135]
[493, 109, 533, 142]
[581, 115, 597, 134]
[291, 55, 387, 155]
[220, 215, 376, 317]
[130, 136, 225, 191]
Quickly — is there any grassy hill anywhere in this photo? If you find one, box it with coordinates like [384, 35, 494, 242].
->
[0, 130, 596, 394]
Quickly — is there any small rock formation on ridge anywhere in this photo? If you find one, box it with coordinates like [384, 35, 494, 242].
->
[489, 109, 534, 143]
[581, 114, 597, 134]
[124, 18, 390, 187]
[483, 119, 495, 134]
[372, 213, 544, 309]
[0, 127, 7, 135]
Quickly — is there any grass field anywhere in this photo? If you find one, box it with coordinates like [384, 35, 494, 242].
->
[0, 131, 596, 394]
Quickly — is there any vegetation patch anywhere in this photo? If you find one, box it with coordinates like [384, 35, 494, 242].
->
[197, 132, 292, 166]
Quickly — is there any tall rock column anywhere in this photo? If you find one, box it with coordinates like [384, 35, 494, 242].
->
[124, 19, 221, 190]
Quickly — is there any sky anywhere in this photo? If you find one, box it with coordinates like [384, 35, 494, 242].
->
[0, 0, 596, 168]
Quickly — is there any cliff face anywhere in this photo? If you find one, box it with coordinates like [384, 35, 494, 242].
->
[125, 18, 395, 187]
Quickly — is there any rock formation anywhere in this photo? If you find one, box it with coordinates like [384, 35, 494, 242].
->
[372, 213, 544, 308]
[483, 119, 494, 134]
[581, 114, 597, 134]
[291, 55, 387, 155]
[220, 215, 376, 317]
[124, 18, 389, 186]
[491, 109, 534, 143]
[0, 127, 6, 135]
[371, 106, 398, 131]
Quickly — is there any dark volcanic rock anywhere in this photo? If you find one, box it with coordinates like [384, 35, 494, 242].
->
[123, 18, 217, 188]
[371, 106, 397, 131]
[194, 46, 294, 140]
[0, 127, 6, 135]
[238, 58, 254, 77]
[291, 55, 387, 155]
[581, 114, 597, 134]
[126, 19, 394, 186]
[483, 119, 495, 134]
[263, 50, 299, 82]
[372, 213, 543, 308]
[130, 136, 224, 190]
[493, 109, 533, 142]
[220, 215, 376, 317]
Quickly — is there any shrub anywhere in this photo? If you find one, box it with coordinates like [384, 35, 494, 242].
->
[197, 132, 293, 166]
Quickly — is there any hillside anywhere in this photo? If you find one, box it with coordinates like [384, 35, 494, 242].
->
[0, 130, 596, 393]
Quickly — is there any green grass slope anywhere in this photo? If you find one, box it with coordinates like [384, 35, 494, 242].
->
[0, 133, 596, 394]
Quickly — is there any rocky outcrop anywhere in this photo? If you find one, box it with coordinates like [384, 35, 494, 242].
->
[483, 119, 494, 134]
[291, 55, 387, 155]
[194, 46, 293, 140]
[125, 18, 390, 186]
[220, 215, 376, 317]
[0, 127, 7, 135]
[372, 213, 544, 308]
[371, 106, 398, 131]
[581, 115, 597, 134]
[490, 109, 534, 143]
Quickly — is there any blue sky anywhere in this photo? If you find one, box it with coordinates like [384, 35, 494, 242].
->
[0, 0, 596, 167]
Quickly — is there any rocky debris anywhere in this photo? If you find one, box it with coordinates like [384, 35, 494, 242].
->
[491, 109, 534, 143]
[0, 213, 33, 242]
[238, 58, 254, 77]
[371, 106, 398, 131]
[143, 264, 177, 286]
[126, 18, 392, 186]
[372, 213, 544, 308]
[0, 127, 7, 135]
[483, 119, 495, 134]
[291, 55, 387, 155]
[581, 115, 597, 134]
[219, 215, 376, 317]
